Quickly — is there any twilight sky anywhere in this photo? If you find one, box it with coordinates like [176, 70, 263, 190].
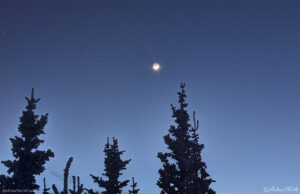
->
[0, 1, 299, 193]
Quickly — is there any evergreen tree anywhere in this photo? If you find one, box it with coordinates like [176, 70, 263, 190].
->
[52, 157, 85, 194]
[128, 177, 139, 194]
[0, 174, 13, 193]
[83, 188, 99, 194]
[69, 176, 84, 194]
[90, 137, 131, 194]
[52, 157, 73, 194]
[157, 83, 215, 194]
[1, 88, 54, 193]
[43, 178, 50, 194]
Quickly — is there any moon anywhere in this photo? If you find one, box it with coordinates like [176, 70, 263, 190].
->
[152, 63, 161, 72]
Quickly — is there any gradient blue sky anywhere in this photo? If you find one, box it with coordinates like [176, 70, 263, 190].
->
[0, 1, 299, 193]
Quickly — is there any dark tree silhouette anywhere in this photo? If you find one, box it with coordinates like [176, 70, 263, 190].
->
[0, 88, 54, 193]
[90, 137, 131, 194]
[157, 83, 215, 194]
[52, 157, 78, 194]
[69, 176, 84, 194]
[128, 177, 140, 194]
[43, 178, 50, 194]
[83, 188, 99, 194]
[0, 174, 13, 193]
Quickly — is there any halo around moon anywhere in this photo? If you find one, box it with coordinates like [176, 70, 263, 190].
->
[152, 63, 161, 72]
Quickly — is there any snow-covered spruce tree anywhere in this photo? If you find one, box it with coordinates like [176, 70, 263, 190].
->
[1, 89, 54, 193]
[128, 177, 140, 194]
[157, 83, 215, 194]
[90, 137, 131, 194]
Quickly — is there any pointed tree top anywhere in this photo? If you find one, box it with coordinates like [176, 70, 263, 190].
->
[31, 88, 34, 100]
[177, 83, 187, 109]
[180, 82, 185, 89]
[25, 88, 40, 104]
[129, 177, 140, 193]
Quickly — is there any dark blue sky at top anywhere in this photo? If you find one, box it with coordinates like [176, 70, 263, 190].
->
[0, 0, 299, 193]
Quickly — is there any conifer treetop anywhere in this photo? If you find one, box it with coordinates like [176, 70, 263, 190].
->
[128, 177, 140, 194]
[90, 137, 131, 194]
[157, 83, 215, 194]
[1, 88, 54, 191]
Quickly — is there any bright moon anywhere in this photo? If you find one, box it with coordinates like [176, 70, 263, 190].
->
[152, 63, 161, 72]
